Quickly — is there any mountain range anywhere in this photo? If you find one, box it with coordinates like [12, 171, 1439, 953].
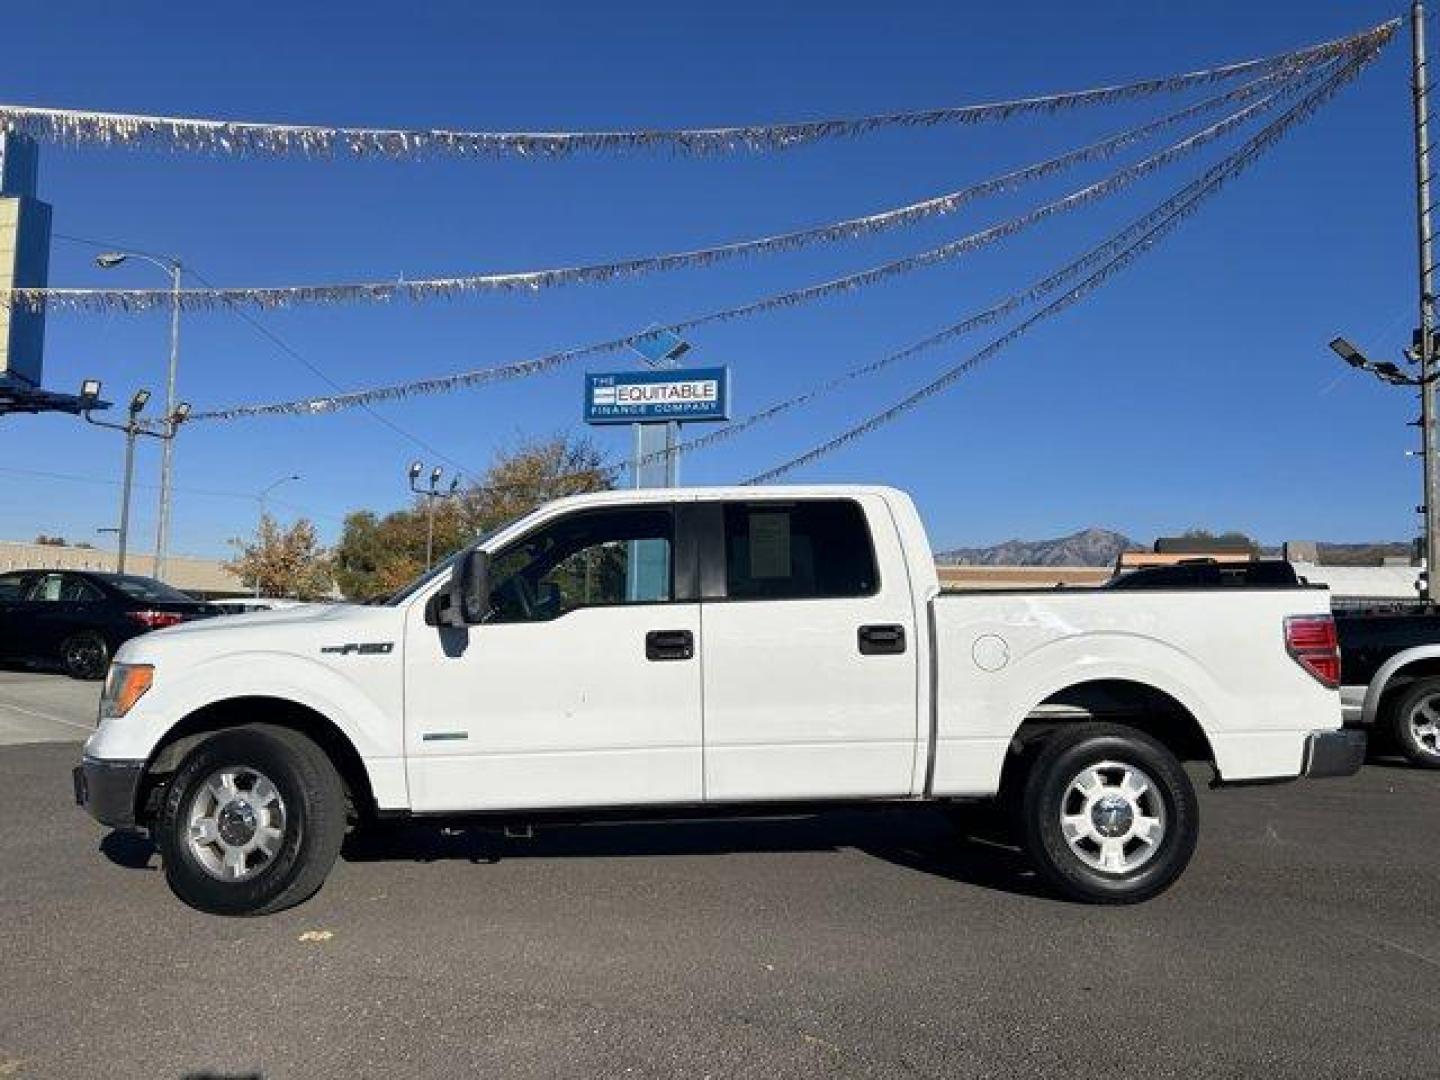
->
[934, 529, 1414, 568]
[935, 528, 1137, 567]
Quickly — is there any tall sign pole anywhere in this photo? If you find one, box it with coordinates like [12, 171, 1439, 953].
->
[1414, 1, 1440, 600]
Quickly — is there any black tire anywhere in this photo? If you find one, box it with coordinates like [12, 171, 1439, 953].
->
[1018, 724, 1199, 905]
[60, 631, 109, 680]
[155, 725, 347, 916]
[1385, 679, 1440, 770]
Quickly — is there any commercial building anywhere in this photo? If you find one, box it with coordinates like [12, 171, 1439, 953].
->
[0, 540, 245, 598]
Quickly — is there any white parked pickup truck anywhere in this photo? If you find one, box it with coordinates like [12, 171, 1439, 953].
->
[75, 485, 1362, 914]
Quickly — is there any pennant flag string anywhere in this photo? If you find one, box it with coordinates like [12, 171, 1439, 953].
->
[620, 44, 1387, 481]
[0, 21, 1392, 160]
[189, 65, 1325, 424]
[744, 48, 1380, 485]
[7, 63, 1328, 316]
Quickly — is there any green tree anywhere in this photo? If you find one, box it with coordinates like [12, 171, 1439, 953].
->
[225, 515, 334, 599]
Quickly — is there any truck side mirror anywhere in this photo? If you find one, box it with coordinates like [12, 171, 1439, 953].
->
[442, 548, 490, 628]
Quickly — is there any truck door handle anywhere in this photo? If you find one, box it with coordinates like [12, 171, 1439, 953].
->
[858, 624, 906, 655]
[646, 629, 694, 661]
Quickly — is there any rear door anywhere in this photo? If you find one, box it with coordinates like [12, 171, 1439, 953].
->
[0, 572, 36, 658]
[22, 573, 108, 657]
[699, 496, 920, 800]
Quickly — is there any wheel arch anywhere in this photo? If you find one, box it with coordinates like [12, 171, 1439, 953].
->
[1001, 678, 1216, 795]
[1363, 647, 1440, 726]
[136, 696, 377, 826]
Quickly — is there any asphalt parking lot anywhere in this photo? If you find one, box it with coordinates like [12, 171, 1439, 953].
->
[0, 671, 1437, 1079]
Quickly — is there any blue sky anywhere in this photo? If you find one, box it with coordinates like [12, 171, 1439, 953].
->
[0, 0, 1424, 556]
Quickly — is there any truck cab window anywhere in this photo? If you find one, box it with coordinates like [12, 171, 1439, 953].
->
[487, 507, 674, 623]
[723, 500, 877, 600]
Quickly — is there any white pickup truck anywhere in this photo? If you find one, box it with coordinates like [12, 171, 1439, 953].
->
[75, 485, 1362, 915]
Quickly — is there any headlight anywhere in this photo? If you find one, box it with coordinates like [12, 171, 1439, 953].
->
[100, 663, 154, 720]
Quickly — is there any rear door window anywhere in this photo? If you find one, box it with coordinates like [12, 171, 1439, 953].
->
[60, 576, 105, 602]
[721, 500, 878, 600]
[27, 574, 66, 602]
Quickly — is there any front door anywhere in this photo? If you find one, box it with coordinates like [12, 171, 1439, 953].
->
[699, 497, 920, 801]
[404, 503, 703, 813]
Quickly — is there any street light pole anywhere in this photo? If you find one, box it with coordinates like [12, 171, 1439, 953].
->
[116, 412, 139, 571]
[1412, 1, 1440, 599]
[255, 474, 301, 597]
[157, 259, 182, 582]
[408, 462, 460, 569]
[79, 381, 188, 576]
[96, 249, 183, 582]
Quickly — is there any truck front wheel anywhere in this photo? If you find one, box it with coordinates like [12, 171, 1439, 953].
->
[1018, 724, 1198, 904]
[155, 725, 347, 916]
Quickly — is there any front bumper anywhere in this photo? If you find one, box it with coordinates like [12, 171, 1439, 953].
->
[1303, 729, 1367, 779]
[73, 756, 146, 829]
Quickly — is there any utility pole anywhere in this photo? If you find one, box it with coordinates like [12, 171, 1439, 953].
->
[1413, 1, 1440, 601]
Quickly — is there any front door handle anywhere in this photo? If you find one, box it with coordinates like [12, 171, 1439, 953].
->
[858, 624, 906, 655]
[646, 629, 694, 661]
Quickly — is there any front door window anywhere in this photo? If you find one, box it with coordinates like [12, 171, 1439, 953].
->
[487, 508, 674, 623]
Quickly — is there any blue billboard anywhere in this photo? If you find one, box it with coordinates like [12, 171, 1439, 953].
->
[584, 367, 731, 424]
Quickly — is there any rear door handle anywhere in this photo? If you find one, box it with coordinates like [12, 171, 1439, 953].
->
[646, 629, 694, 661]
[858, 624, 906, 655]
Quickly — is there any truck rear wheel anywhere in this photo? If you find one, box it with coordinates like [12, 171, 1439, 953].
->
[1386, 678, 1440, 769]
[155, 725, 347, 916]
[1018, 724, 1198, 904]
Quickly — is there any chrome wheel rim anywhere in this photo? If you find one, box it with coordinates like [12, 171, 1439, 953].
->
[1060, 760, 1166, 875]
[1406, 694, 1440, 759]
[185, 767, 287, 882]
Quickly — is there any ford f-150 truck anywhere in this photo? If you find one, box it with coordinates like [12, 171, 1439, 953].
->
[74, 486, 1362, 915]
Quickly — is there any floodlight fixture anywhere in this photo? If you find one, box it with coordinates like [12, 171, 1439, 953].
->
[1329, 337, 1367, 368]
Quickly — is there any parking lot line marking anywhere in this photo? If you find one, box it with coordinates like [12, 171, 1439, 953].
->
[0, 701, 94, 733]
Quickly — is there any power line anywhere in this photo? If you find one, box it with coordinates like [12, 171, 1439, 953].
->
[185, 266, 473, 475]
[0, 464, 349, 526]
[51, 234, 473, 474]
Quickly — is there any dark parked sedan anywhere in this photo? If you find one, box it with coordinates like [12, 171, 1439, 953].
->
[0, 569, 217, 679]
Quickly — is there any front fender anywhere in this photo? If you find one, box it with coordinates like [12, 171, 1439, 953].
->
[84, 650, 407, 808]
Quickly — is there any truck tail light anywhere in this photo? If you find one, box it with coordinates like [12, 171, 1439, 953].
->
[128, 610, 186, 630]
[1285, 615, 1340, 688]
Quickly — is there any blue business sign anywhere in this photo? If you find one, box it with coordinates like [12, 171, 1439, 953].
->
[584, 366, 731, 424]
